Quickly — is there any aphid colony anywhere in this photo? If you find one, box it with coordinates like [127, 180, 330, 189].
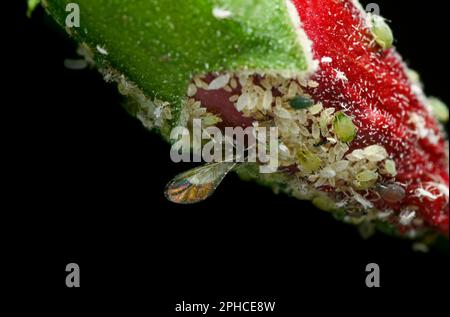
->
[166, 71, 399, 212]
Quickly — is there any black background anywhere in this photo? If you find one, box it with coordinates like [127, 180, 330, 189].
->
[5, 0, 449, 314]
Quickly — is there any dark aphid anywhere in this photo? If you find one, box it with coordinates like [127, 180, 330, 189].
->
[314, 139, 329, 147]
[289, 96, 314, 110]
[376, 183, 406, 203]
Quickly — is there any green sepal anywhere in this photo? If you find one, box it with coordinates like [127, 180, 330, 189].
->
[44, 0, 311, 129]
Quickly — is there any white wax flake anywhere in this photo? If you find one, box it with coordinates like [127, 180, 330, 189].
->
[399, 209, 416, 226]
[352, 190, 373, 209]
[96, 45, 108, 55]
[415, 182, 448, 201]
[436, 183, 449, 197]
[408, 113, 428, 138]
[278, 143, 290, 156]
[212, 7, 232, 19]
[153, 106, 163, 118]
[321, 56, 333, 64]
[414, 188, 438, 200]
[326, 137, 337, 144]
[377, 209, 393, 219]
[408, 113, 440, 145]
[334, 69, 348, 82]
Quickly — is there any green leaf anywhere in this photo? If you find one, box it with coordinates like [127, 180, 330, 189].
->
[43, 0, 311, 127]
[27, 0, 41, 17]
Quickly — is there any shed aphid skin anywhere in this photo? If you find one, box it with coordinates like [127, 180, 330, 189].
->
[44, 0, 449, 239]
[95, 45, 108, 55]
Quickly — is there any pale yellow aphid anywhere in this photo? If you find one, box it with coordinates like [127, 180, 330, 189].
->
[428, 97, 449, 123]
[370, 14, 394, 50]
[297, 149, 322, 173]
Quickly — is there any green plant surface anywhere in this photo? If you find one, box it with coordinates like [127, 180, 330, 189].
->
[43, 0, 310, 113]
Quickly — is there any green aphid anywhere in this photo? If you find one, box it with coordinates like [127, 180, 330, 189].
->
[370, 15, 394, 50]
[356, 169, 378, 182]
[354, 169, 379, 190]
[333, 111, 357, 143]
[289, 96, 314, 110]
[428, 97, 449, 123]
[297, 149, 322, 173]
[27, 0, 40, 17]
[312, 194, 338, 212]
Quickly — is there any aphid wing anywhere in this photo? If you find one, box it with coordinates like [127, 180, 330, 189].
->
[165, 162, 236, 204]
